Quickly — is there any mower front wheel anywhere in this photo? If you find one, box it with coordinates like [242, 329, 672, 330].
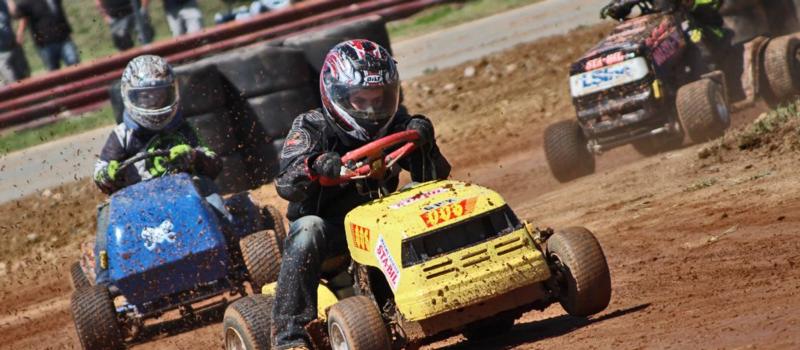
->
[543, 120, 595, 183]
[676, 78, 730, 143]
[223, 295, 274, 350]
[71, 285, 125, 350]
[327, 296, 391, 350]
[70, 261, 91, 291]
[546, 227, 611, 317]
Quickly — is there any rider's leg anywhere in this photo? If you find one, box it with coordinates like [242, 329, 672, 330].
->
[272, 215, 347, 349]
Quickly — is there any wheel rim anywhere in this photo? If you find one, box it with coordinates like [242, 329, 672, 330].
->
[714, 90, 730, 126]
[225, 327, 247, 350]
[330, 322, 350, 350]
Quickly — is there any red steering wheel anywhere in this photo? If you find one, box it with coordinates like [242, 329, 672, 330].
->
[319, 130, 420, 186]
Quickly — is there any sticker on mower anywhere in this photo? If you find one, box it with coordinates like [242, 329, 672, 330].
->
[420, 197, 478, 228]
[351, 223, 371, 251]
[389, 187, 448, 209]
[375, 236, 400, 290]
[141, 220, 177, 251]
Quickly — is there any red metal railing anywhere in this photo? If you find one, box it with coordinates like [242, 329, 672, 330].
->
[0, 0, 455, 128]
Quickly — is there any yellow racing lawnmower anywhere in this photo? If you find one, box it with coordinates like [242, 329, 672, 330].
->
[222, 131, 612, 350]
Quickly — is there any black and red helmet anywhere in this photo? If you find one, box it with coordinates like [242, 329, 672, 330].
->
[320, 39, 400, 143]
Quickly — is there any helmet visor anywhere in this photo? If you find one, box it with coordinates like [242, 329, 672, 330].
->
[126, 84, 177, 111]
[337, 82, 399, 122]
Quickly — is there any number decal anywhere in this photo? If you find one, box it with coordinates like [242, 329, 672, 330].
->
[419, 197, 478, 228]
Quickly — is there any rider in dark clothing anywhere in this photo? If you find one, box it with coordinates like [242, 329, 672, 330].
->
[94, 55, 220, 194]
[271, 39, 450, 350]
[91, 55, 222, 287]
[601, 0, 730, 70]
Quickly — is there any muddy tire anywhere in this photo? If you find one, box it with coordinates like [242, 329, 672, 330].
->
[261, 204, 287, 248]
[462, 315, 515, 341]
[240, 230, 282, 293]
[676, 79, 730, 143]
[71, 285, 124, 350]
[215, 153, 252, 195]
[632, 133, 684, 156]
[764, 35, 800, 102]
[327, 296, 391, 350]
[70, 261, 91, 291]
[186, 111, 239, 156]
[547, 227, 611, 317]
[223, 295, 274, 350]
[543, 120, 595, 183]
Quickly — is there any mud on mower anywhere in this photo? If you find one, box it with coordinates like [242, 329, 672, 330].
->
[222, 131, 612, 350]
[69, 150, 286, 349]
[544, 0, 800, 182]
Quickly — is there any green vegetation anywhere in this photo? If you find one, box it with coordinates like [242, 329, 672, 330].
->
[0, 106, 114, 155]
[387, 0, 542, 40]
[738, 101, 800, 150]
[18, 1, 251, 75]
[1, 0, 543, 154]
[683, 178, 718, 192]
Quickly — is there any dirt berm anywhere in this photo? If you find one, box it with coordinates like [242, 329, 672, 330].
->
[1, 23, 799, 349]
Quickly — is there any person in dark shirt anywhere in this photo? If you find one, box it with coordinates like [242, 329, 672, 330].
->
[271, 39, 450, 350]
[94, 0, 154, 51]
[13, 0, 79, 70]
[0, 0, 29, 84]
[163, 0, 203, 37]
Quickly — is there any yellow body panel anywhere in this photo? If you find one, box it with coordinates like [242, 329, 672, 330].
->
[343, 180, 552, 321]
[261, 283, 338, 320]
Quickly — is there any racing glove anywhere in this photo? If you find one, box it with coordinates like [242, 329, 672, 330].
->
[311, 152, 342, 179]
[406, 117, 435, 151]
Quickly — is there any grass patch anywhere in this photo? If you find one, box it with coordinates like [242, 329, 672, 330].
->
[19, 1, 252, 76]
[738, 101, 800, 150]
[5, 0, 542, 153]
[683, 178, 718, 192]
[387, 0, 543, 40]
[0, 106, 114, 155]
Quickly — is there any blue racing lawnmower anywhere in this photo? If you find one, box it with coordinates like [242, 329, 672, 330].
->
[69, 150, 285, 349]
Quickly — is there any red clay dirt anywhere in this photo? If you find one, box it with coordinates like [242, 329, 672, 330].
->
[2, 23, 799, 349]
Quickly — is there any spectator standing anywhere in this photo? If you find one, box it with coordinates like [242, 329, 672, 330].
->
[14, 0, 79, 71]
[94, 0, 154, 51]
[0, 0, 29, 84]
[163, 0, 203, 37]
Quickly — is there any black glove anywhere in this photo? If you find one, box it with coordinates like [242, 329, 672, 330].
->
[311, 152, 342, 179]
[600, 2, 630, 20]
[406, 117, 434, 150]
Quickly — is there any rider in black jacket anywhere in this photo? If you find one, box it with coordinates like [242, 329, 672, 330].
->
[601, 0, 730, 70]
[271, 39, 450, 350]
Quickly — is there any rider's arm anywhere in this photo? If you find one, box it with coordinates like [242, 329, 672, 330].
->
[94, 130, 128, 194]
[393, 114, 451, 182]
[183, 125, 222, 179]
[275, 113, 325, 202]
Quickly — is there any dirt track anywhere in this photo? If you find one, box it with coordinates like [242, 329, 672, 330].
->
[2, 23, 800, 349]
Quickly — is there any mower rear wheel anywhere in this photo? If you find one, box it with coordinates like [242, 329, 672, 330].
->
[71, 285, 124, 350]
[547, 227, 611, 317]
[261, 204, 287, 249]
[764, 34, 800, 102]
[223, 295, 274, 350]
[676, 78, 730, 143]
[240, 230, 282, 293]
[327, 296, 391, 350]
[543, 120, 595, 183]
[70, 261, 91, 291]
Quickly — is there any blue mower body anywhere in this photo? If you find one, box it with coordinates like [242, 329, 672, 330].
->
[103, 174, 248, 315]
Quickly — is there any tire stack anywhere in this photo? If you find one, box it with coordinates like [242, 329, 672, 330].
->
[107, 16, 392, 193]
